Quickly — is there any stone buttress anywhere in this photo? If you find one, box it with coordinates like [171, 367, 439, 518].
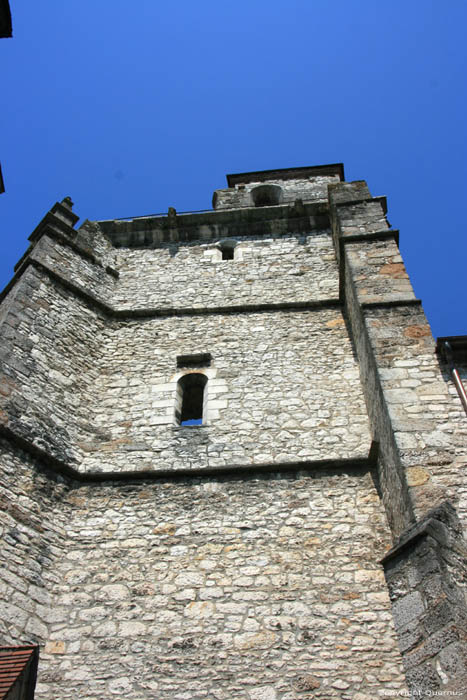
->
[328, 180, 467, 692]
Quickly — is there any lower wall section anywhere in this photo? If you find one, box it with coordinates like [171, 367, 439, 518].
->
[383, 502, 467, 694]
[82, 307, 371, 475]
[0, 440, 70, 646]
[35, 466, 406, 699]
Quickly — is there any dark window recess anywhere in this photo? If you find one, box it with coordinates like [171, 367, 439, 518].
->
[177, 353, 212, 369]
[219, 241, 236, 260]
[177, 374, 208, 426]
[251, 184, 282, 207]
[222, 247, 234, 260]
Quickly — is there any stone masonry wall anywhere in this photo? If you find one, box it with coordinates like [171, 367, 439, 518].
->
[364, 305, 466, 529]
[438, 360, 467, 529]
[112, 232, 338, 311]
[328, 179, 467, 693]
[0, 266, 105, 467]
[383, 502, 467, 694]
[98, 202, 329, 250]
[329, 180, 466, 535]
[0, 210, 368, 478]
[344, 239, 415, 306]
[26, 232, 117, 306]
[37, 467, 407, 700]
[213, 175, 340, 210]
[2, 168, 464, 696]
[81, 307, 371, 474]
[0, 439, 70, 647]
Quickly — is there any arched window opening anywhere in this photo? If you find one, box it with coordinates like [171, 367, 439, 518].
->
[251, 184, 282, 207]
[176, 373, 208, 426]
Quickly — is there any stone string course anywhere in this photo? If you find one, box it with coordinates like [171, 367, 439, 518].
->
[0, 167, 465, 696]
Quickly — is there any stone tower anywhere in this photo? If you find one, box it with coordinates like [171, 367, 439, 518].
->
[0, 164, 466, 699]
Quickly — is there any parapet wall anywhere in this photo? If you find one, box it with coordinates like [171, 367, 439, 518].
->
[213, 174, 340, 210]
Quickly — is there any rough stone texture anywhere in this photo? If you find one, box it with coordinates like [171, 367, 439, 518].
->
[363, 305, 464, 525]
[97, 201, 329, 250]
[0, 266, 105, 466]
[111, 232, 338, 311]
[213, 175, 340, 210]
[0, 236, 370, 476]
[1, 447, 407, 699]
[337, 200, 389, 236]
[437, 361, 467, 529]
[383, 503, 467, 694]
[82, 307, 371, 474]
[328, 178, 467, 693]
[27, 229, 117, 303]
[0, 165, 465, 696]
[345, 239, 416, 306]
[0, 439, 70, 646]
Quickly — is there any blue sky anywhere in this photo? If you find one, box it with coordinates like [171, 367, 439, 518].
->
[1, 1, 466, 337]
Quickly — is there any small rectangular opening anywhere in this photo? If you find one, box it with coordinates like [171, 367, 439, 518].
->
[177, 353, 212, 368]
[222, 248, 234, 260]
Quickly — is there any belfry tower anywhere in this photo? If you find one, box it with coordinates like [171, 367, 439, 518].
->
[0, 165, 466, 699]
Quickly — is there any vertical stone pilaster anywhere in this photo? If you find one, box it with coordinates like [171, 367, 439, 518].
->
[328, 180, 467, 692]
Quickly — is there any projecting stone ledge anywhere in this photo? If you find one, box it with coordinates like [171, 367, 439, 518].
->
[381, 501, 467, 691]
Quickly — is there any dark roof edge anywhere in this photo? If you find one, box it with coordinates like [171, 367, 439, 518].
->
[226, 163, 345, 187]
[436, 335, 467, 346]
[0, 645, 39, 700]
[436, 335, 467, 363]
[0, 0, 12, 37]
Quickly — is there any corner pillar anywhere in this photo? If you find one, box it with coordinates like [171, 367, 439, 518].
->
[328, 180, 467, 691]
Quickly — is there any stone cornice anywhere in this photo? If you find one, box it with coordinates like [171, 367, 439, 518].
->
[97, 201, 330, 248]
[226, 163, 345, 187]
[332, 195, 388, 215]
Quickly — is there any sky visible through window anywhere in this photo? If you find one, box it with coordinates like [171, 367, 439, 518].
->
[1, 1, 466, 337]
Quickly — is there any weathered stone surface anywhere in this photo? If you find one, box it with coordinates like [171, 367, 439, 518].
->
[0, 436, 407, 697]
[0, 165, 465, 697]
[112, 231, 339, 311]
[79, 307, 371, 474]
[329, 178, 467, 695]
